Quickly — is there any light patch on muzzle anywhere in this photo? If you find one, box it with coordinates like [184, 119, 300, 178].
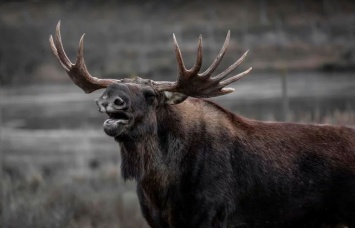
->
[103, 118, 128, 137]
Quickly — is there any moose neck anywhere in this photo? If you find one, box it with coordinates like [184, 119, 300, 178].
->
[118, 134, 161, 181]
[115, 108, 161, 181]
[116, 98, 249, 182]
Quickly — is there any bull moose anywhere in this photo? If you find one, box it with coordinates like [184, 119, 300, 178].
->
[50, 22, 355, 228]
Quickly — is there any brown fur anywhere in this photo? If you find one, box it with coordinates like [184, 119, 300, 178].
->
[97, 84, 355, 227]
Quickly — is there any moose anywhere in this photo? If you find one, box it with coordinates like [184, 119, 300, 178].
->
[50, 22, 355, 228]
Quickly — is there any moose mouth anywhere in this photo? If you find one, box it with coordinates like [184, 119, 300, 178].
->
[103, 111, 131, 137]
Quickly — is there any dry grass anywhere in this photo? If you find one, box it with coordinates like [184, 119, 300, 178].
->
[2, 167, 148, 228]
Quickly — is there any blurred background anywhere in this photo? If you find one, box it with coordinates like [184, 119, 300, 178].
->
[1, 0, 355, 227]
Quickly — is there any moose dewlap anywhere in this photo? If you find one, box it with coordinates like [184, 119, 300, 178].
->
[50, 21, 355, 228]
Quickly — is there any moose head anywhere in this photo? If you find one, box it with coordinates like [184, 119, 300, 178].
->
[49, 21, 251, 140]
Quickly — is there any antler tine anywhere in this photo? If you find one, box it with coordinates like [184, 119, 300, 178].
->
[189, 35, 203, 75]
[52, 21, 73, 71]
[173, 34, 203, 77]
[213, 50, 249, 81]
[199, 30, 230, 78]
[49, 21, 119, 93]
[49, 35, 69, 71]
[154, 31, 252, 98]
[49, 25, 71, 71]
[173, 33, 187, 76]
[76, 33, 86, 66]
[75, 33, 99, 83]
[219, 67, 253, 91]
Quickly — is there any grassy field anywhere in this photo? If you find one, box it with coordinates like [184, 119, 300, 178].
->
[2, 168, 148, 228]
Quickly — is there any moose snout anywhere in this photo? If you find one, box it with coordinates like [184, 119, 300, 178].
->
[95, 98, 106, 112]
[95, 96, 127, 113]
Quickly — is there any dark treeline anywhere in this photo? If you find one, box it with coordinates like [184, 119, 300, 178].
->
[1, 0, 354, 85]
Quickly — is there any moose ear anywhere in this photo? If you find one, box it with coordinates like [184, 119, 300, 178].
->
[163, 91, 188, 105]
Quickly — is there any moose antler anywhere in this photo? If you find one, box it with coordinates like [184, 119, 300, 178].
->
[50, 21, 251, 97]
[153, 31, 252, 98]
[49, 21, 119, 93]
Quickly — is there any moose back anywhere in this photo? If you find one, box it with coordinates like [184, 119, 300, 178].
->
[50, 22, 355, 228]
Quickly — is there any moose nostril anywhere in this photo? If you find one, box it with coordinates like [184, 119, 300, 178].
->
[95, 99, 107, 112]
[114, 97, 125, 106]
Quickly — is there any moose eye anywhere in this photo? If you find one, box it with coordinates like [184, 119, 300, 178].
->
[143, 90, 156, 104]
[143, 90, 156, 98]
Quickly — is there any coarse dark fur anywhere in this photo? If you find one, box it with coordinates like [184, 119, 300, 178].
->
[96, 82, 355, 228]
